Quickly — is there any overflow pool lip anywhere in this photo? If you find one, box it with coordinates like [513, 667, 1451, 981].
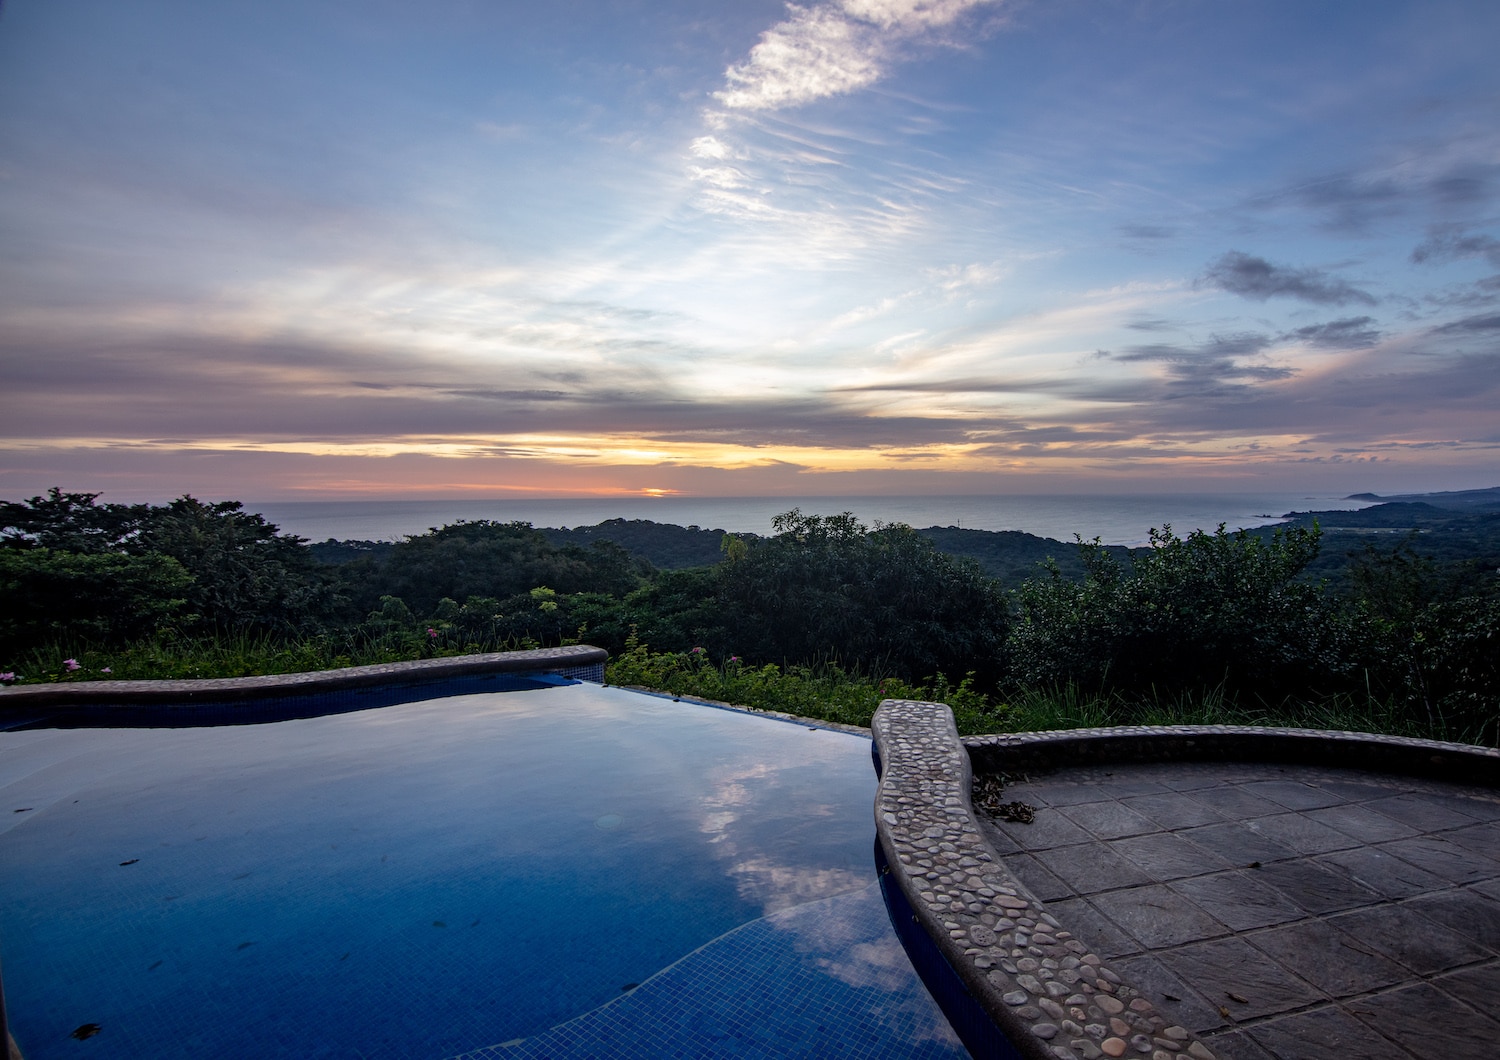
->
[0, 645, 607, 709]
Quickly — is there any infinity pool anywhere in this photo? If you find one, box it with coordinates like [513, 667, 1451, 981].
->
[0, 680, 964, 1058]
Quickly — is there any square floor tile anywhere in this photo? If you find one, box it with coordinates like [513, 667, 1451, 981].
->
[999, 853, 1074, 902]
[1170, 870, 1304, 931]
[1110, 954, 1224, 1034]
[1189, 786, 1289, 820]
[1404, 890, 1500, 953]
[1254, 857, 1381, 914]
[1331, 904, 1490, 975]
[1034, 841, 1154, 895]
[1315, 847, 1448, 900]
[992, 808, 1092, 850]
[1432, 962, 1500, 1014]
[1380, 835, 1500, 886]
[1247, 919, 1408, 997]
[1247, 813, 1362, 856]
[1111, 832, 1233, 882]
[1346, 982, 1500, 1060]
[1059, 799, 1161, 840]
[1122, 792, 1227, 830]
[1304, 803, 1421, 844]
[1246, 1005, 1406, 1060]
[1181, 822, 1300, 867]
[1090, 883, 1230, 949]
[1045, 897, 1142, 961]
[1366, 794, 1481, 832]
[1164, 937, 1321, 1021]
[1242, 780, 1348, 812]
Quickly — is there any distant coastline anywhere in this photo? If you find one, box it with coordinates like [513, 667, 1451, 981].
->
[247, 491, 1382, 548]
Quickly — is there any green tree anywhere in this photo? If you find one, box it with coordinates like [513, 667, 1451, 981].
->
[0, 548, 193, 655]
[1010, 523, 1339, 700]
[711, 510, 1010, 681]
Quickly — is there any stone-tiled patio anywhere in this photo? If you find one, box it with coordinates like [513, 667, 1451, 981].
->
[981, 759, 1500, 1059]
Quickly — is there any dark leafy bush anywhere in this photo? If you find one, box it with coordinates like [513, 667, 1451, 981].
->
[1009, 524, 1342, 701]
[711, 510, 1010, 682]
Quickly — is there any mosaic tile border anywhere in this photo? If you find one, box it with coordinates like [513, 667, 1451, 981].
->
[0, 645, 606, 710]
[874, 702, 1230, 1060]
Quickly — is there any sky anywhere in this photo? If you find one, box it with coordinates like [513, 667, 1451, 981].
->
[1, 0, 1497, 502]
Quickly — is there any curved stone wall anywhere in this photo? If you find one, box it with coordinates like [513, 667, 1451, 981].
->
[874, 707, 1500, 1060]
[873, 701, 1226, 1060]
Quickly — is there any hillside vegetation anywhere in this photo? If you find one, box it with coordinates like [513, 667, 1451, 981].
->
[2, 488, 1496, 743]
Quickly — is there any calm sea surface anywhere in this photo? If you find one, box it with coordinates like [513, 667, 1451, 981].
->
[246, 492, 1374, 547]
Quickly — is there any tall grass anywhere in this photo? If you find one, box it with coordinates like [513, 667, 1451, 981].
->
[606, 637, 1477, 742]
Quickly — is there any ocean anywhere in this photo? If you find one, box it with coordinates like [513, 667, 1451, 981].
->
[245, 492, 1374, 547]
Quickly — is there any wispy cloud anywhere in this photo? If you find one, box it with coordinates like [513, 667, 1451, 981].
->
[1281, 316, 1382, 349]
[1202, 251, 1378, 306]
[1412, 225, 1500, 268]
[713, 1, 998, 112]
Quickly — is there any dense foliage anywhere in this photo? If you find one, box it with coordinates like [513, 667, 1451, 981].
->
[2, 488, 1496, 744]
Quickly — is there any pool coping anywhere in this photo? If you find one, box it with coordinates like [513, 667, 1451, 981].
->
[871, 708, 1500, 1060]
[0, 645, 607, 708]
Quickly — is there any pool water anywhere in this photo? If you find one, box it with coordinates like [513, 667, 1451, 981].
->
[0, 682, 964, 1058]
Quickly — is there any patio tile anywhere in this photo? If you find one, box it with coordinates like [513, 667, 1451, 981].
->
[1121, 791, 1227, 829]
[998, 853, 1074, 902]
[1331, 904, 1491, 974]
[991, 807, 1091, 850]
[1347, 982, 1500, 1059]
[1198, 1028, 1276, 1059]
[1379, 835, 1500, 885]
[1058, 799, 1160, 840]
[1432, 962, 1500, 1014]
[1242, 779, 1347, 811]
[1090, 883, 1230, 948]
[1254, 857, 1381, 914]
[1111, 831, 1233, 881]
[1246, 919, 1408, 997]
[1246, 1005, 1407, 1060]
[1443, 822, 1500, 862]
[1187, 785, 1288, 819]
[1315, 846, 1449, 899]
[1110, 954, 1225, 1034]
[1169, 869, 1304, 931]
[1304, 803, 1421, 844]
[1404, 890, 1500, 953]
[1246, 812, 1362, 855]
[1366, 793, 1482, 832]
[1045, 897, 1142, 960]
[1034, 840, 1154, 894]
[1164, 937, 1319, 1021]
[1180, 821, 1300, 867]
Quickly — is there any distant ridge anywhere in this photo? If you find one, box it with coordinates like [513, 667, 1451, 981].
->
[1344, 486, 1500, 510]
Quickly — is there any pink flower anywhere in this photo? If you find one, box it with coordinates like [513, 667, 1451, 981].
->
[427, 627, 438, 638]
[101, 667, 113, 674]
[729, 655, 741, 663]
[690, 647, 704, 654]
[0, 672, 16, 684]
[63, 658, 81, 672]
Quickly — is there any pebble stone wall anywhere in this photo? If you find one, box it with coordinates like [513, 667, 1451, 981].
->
[872, 699, 1220, 1060]
[0, 645, 607, 709]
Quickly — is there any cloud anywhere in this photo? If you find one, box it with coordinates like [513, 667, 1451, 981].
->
[713, 0, 997, 112]
[1412, 226, 1500, 269]
[1202, 251, 1378, 306]
[1281, 316, 1382, 349]
[1430, 313, 1500, 335]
